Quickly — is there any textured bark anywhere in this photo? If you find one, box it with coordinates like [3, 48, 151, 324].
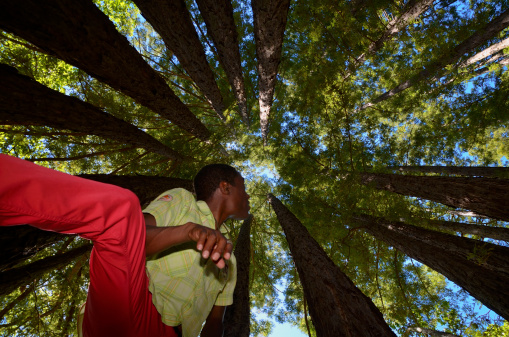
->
[425, 219, 509, 242]
[195, 0, 249, 124]
[354, 214, 509, 320]
[388, 165, 509, 178]
[0, 244, 92, 297]
[359, 7, 509, 110]
[224, 215, 252, 337]
[268, 194, 396, 337]
[78, 174, 194, 207]
[0, 65, 184, 161]
[461, 36, 509, 67]
[252, 0, 291, 141]
[0, 226, 71, 272]
[0, 174, 193, 272]
[360, 172, 509, 221]
[132, 0, 225, 118]
[0, 0, 210, 140]
[351, 0, 434, 74]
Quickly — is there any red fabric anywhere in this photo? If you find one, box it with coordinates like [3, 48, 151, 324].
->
[0, 154, 177, 337]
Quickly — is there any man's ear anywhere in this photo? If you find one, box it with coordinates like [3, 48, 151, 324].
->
[218, 181, 230, 195]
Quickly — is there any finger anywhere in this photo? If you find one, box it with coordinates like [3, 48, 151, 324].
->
[195, 228, 207, 252]
[223, 240, 233, 260]
[211, 234, 227, 262]
[201, 230, 218, 260]
[214, 257, 226, 269]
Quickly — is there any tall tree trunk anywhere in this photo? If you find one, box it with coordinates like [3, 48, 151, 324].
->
[0, 226, 71, 272]
[0, 174, 193, 271]
[268, 194, 396, 337]
[0, 64, 184, 161]
[460, 36, 509, 67]
[0, 244, 92, 297]
[387, 165, 509, 178]
[349, 0, 434, 76]
[0, 0, 210, 141]
[359, 7, 509, 111]
[224, 215, 252, 337]
[353, 214, 509, 320]
[424, 219, 509, 242]
[131, 0, 225, 119]
[195, 0, 249, 125]
[252, 0, 291, 142]
[359, 172, 509, 221]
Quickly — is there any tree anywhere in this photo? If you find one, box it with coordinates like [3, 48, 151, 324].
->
[359, 172, 509, 221]
[224, 215, 252, 337]
[0, 0, 211, 140]
[353, 214, 509, 320]
[269, 194, 396, 337]
[1, 0, 508, 335]
[132, 0, 226, 119]
[252, 0, 291, 141]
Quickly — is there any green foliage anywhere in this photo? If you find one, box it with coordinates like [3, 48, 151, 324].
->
[1, 0, 508, 335]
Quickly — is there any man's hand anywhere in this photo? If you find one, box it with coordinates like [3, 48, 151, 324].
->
[186, 223, 233, 269]
[144, 214, 233, 269]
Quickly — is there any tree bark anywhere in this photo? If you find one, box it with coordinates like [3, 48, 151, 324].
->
[360, 172, 509, 221]
[460, 36, 509, 67]
[425, 219, 509, 242]
[268, 194, 396, 337]
[387, 165, 509, 178]
[78, 174, 193, 207]
[0, 64, 184, 161]
[0, 244, 92, 297]
[359, 7, 509, 111]
[252, 0, 291, 142]
[132, 0, 225, 119]
[354, 214, 509, 320]
[0, 226, 71, 272]
[195, 0, 249, 124]
[0, 174, 193, 271]
[0, 0, 210, 140]
[224, 215, 252, 337]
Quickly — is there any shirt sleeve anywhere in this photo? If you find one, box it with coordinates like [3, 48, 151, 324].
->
[214, 254, 237, 306]
[143, 188, 194, 228]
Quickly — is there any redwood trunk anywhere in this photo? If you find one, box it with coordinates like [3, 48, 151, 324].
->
[0, 0, 210, 140]
[425, 219, 509, 242]
[224, 215, 252, 337]
[132, 0, 225, 118]
[388, 165, 509, 178]
[268, 194, 395, 337]
[0, 244, 92, 297]
[195, 0, 249, 124]
[354, 214, 509, 320]
[360, 172, 509, 221]
[0, 65, 184, 161]
[252, 0, 291, 141]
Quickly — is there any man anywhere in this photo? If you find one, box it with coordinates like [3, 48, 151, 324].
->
[0, 155, 249, 337]
[144, 164, 250, 337]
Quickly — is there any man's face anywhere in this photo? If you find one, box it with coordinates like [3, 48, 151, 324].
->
[228, 175, 250, 220]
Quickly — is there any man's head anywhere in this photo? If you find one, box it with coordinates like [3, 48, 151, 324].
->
[194, 164, 250, 221]
[194, 164, 241, 201]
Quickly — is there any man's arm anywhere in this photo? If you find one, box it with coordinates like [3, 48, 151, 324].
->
[200, 305, 226, 337]
[144, 213, 232, 269]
